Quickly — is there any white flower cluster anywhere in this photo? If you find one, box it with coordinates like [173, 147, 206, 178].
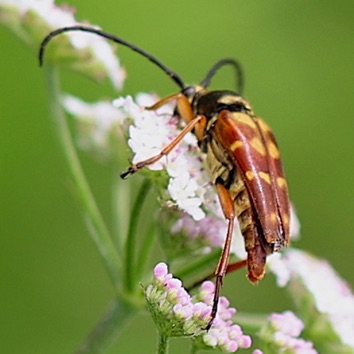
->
[113, 94, 215, 221]
[0, 0, 124, 89]
[62, 95, 128, 158]
[268, 249, 354, 349]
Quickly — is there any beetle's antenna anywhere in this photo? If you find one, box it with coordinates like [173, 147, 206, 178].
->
[39, 25, 187, 90]
[200, 58, 244, 94]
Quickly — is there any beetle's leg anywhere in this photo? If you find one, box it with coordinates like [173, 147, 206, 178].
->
[148, 92, 207, 143]
[226, 259, 248, 273]
[146, 92, 194, 123]
[120, 114, 207, 179]
[206, 181, 236, 330]
[187, 259, 247, 291]
[149, 93, 206, 140]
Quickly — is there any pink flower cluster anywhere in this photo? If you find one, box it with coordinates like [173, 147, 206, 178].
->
[145, 263, 252, 352]
[171, 214, 228, 249]
[152, 262, 211, 328]
[196, 281, 252, 352]
[268, 249, 354, 349]
[268, 311, 317, 354]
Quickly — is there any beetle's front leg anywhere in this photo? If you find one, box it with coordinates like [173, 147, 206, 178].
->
[146, 92, 194, 123]
[146, 93, 207, 141]
[120, 114, 206, 179]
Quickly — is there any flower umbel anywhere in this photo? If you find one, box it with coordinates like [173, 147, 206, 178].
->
[0, 0, 125, 89]
[62, 95, 129, 161]
[145, 262, 211, 337]
[145, 263, 252, 353]
[194, 281, 252, 352]
[114, 94, 212, 221]
[258, 311, 317, 354]
[268, 249, 354, 352]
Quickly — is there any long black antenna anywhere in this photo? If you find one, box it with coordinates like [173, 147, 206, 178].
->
[199, 58, 244, 94]
[39, 25, 187, 90]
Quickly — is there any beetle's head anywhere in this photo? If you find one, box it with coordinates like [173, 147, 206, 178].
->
[182, 85, 206, 103]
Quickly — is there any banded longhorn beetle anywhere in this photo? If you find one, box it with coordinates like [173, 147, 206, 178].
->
[39, 26, 290, 329]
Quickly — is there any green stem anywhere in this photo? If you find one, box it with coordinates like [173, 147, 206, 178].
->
[124, 178, 151, 293]
[174, 248, 221, 280]
[189, 344, 199, 354]
[135, 223, 156, 284]
[111, 166, 130, 255]
[75, 298, 136, 354]
[157, 334, 169, 354]
[45, 66, 121, 291]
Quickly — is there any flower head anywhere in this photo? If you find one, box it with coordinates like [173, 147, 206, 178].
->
[195, 281, 252, 352]
[145, 263, 252, 352]
[114, 94, 212, 221]
[258, 310, 317, 354]
[62, 95, 129, 161]
[0, 0, 124, 89]
[269, 311, 304, 338]
[268, 249, 354, 351]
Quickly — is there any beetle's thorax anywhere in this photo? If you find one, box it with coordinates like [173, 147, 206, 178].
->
[193, 90, 253, 118]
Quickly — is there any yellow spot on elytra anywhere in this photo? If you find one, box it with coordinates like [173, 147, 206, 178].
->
[250, 137, 266, 156]
[277, 177, 287, 188]
[236, 114, 256, 128]
[268, 142, 280, 159]
[283, 214, 289, 226]
[269, 212, 277, 223]
[259, 171, 271, 184]
[246, 171, 255, 180]
[230, 140, 243, 151]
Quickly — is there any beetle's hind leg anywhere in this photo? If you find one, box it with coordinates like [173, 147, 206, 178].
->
[205, 182, 236, 330]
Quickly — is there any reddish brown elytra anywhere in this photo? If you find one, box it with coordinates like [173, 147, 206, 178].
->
[39, 26, 290, 329]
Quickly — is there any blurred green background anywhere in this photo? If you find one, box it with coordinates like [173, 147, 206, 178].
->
[1, 1, 353, 353]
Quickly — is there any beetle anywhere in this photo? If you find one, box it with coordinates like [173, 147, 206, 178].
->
[39, 25, 290, 329]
